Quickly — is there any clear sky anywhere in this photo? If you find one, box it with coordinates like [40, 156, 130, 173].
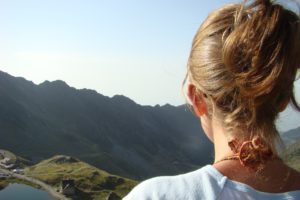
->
[0, 0, 299, 130]
[0, 0, 241, 106]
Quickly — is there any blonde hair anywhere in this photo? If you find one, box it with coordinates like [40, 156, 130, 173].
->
[186, 0, 300, 154]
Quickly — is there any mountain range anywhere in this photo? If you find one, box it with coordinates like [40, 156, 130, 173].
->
[0, 71, 214, 180]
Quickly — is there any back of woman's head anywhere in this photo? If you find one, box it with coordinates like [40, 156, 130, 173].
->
[187, 0, 300, 152]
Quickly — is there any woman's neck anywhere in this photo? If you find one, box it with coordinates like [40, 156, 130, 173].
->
[211, 119, 234, 163]
[210, 119, 300, 193]
[213, 158, 300, 193]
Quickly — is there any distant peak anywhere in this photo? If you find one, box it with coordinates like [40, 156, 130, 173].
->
[0, 70, 9, 76]
[40, 80, 50, 85]
[112, 94, 137, 105]
[39, 80, 69, 88]
[112, 94, 127, 99]
[161, 103, 174, 108]
[52, 80, 69, 86]
[0, 70, 16, 79]
[0, 70, 35, 85]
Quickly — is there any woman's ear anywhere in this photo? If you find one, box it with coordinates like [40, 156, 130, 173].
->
[187, 84, 207, 117]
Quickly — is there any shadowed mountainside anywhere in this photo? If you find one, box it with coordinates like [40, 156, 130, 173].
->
[284, 140, 300, 171]
[281, 127, 300, 146]
[0, 71, 213, 180]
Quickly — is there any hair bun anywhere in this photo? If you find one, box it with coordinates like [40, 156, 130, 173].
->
[255, 0, 271, 7]
[222, 0, 300, 100]
[252, 0, 274, 16]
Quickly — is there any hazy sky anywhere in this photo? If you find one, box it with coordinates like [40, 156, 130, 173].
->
[0, 0, 241, 106]
[0, 0, 299, 130]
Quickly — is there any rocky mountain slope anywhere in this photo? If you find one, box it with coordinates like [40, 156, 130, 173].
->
[0, 71, 213, 180]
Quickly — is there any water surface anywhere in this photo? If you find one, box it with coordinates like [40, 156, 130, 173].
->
[0, 183, 53, 200]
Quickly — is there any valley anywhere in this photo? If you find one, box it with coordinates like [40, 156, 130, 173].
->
[0, 153, 137, 200]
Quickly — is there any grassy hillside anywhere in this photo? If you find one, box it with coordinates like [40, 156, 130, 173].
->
[25, 155, 138, 200]
[0, 149, 32, 168]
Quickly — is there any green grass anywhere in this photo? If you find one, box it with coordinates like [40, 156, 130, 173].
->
[0, 179, 9, 190]
[25, 155, 138, 199]
[0, 150, 17, 162]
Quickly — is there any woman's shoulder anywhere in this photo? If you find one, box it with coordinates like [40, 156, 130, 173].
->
[123, 165, 225, 200]
[123, 164, 300, 200]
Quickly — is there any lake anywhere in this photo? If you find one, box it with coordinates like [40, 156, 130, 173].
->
[0, 183, 53, 200]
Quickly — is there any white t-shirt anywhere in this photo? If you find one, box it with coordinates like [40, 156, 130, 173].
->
[123, 165, 300, 200]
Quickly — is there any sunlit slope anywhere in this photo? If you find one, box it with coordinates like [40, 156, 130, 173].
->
[25, 155, 137, 200]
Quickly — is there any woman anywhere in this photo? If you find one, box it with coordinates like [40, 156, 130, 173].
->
[124, 0, 300, 199]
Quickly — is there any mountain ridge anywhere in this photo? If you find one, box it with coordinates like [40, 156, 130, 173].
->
[0, 70, 214, 180]
[281, 127, 300, 146]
